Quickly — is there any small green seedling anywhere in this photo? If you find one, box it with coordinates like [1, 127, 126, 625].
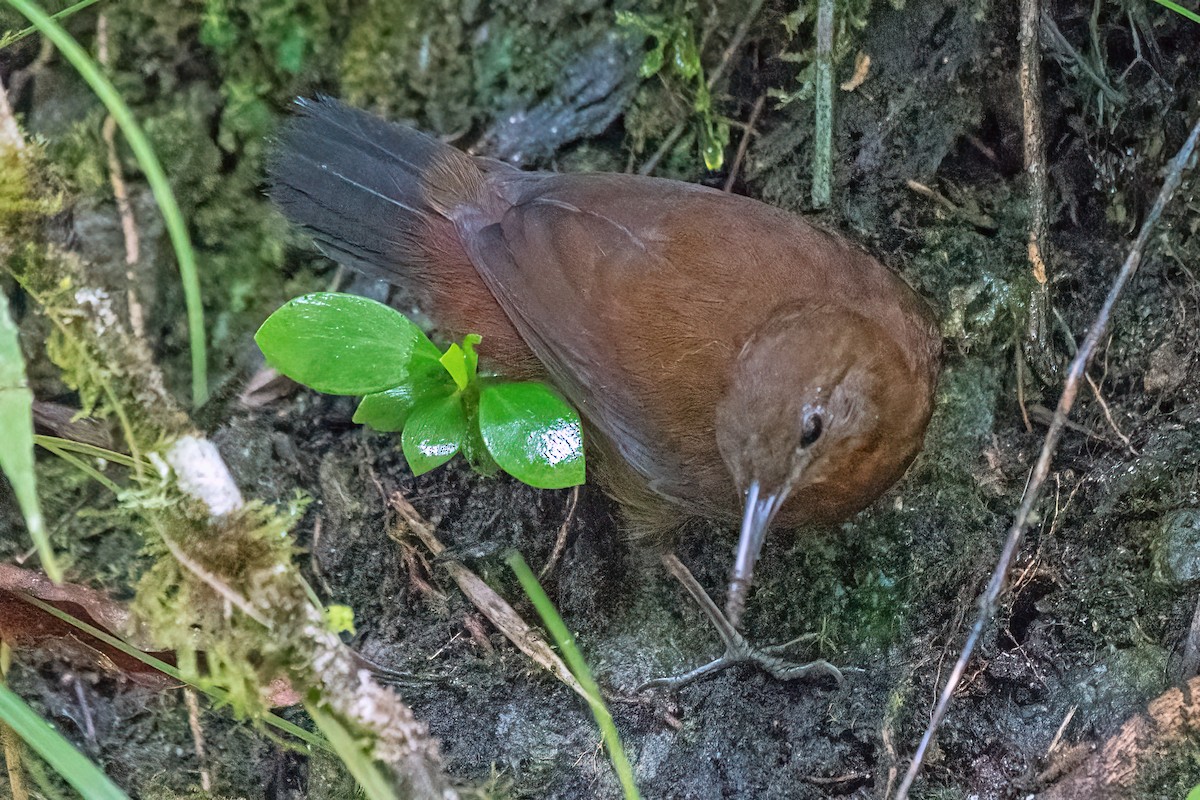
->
[255, 292, 584, 489]
[616, 10, 730, 170]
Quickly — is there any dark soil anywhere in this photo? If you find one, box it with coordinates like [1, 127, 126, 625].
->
[3, 0, 1200, 798]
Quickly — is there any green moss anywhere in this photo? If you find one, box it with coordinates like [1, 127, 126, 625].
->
[339, 0, 620, 138]
[199, 0, 347, 87]
[42, 111, 108, 198]
[133, 496, 310, 719]
[338, 0, 475, 132]
[1136, 734, 1200, 798]
[770, 0, 876, 107]
[0, 147, 60, 219]
[909, 203, 1031, 356]
[34, 456, 145, 588]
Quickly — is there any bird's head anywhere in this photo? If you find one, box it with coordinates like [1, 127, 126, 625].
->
[715, 301, 933, 626]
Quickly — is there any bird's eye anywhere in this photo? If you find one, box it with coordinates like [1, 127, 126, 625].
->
[800, 411, 824, 448]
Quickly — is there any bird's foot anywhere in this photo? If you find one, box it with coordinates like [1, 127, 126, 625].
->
[638, 552, 848, 692]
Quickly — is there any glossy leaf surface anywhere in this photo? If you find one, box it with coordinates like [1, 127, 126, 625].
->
[353, 360, 452, 432]
[255, 292, 440, 395]
[479, 382, 584, 489]
[401, 395, 467, 476]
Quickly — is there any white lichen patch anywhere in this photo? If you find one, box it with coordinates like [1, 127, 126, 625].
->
[73, 287, 120, 333]
[163, 435, 244, 518]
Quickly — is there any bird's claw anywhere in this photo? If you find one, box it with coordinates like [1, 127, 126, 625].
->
[640, 552, 851, 693]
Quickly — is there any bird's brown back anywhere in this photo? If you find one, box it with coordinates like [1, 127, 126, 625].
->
[439, 172, 941, 525]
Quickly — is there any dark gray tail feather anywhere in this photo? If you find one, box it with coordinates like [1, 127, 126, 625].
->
[267, 96, 458, 281]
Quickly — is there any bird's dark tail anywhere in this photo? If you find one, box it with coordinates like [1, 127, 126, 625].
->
[267, 96, 481, 282]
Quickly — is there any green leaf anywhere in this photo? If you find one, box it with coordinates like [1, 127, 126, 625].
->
[353, 362, 453, 432]
[401, 395, 468, 475]
[324, 604, 356, 635]
[478, 383, 585, 489]
[701, 117, 730, 171]
[1151, 0, 1200, 24]
[672, 29, 700, 79]
[0, 292, 60, 582]
[437, 333, 483, 392]
[639, 45, 665, 77]
[462, 333, 482, 383]
[255, 293, 440, 395]
[440, 344, 469, 391]
[0, 682, 128, 799]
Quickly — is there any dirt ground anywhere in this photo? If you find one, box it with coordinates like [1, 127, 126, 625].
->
[3, 0, 1200, 798]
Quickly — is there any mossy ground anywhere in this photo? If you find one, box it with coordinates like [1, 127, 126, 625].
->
[3, 0, 1200, 797]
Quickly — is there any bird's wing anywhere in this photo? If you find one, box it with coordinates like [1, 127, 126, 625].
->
[452, 172, 725, 498]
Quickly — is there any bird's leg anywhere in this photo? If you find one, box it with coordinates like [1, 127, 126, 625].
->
[638, 552, 845, 692]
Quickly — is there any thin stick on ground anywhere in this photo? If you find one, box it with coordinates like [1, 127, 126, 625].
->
[1084, 372, 1135, 453]
[98, 13, 146, 342]
[183, 688, 211, 792]
[723, 94, 766, 193]
[540, 485, 580, 580]
[389, 492, 591, 703]
[892, 113, 1200, 800]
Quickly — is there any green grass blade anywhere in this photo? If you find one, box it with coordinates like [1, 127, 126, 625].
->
[16, 592, 330, 753]
[36, 440, 122, 494]
[5, 0, 209, 407]
[0, 683, 128, 799]
[1151, 0, 1200, 23]
[0, 0, 99, 49]
[34, 435, 148, 472]
[304, 699, 397, 800]
[0, 292, 61, 582]
[506, 552, 641, 800]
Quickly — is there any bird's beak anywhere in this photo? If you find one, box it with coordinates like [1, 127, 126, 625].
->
[725, 480, 787, 629]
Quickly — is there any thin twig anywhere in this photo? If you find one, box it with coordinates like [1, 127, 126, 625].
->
[723, 94, 766, 192]
[1016, 351, 1034, 433]
[804, 771, 870, 786]
[1045, 704, 1077, 758]
[160, 533, 271, 628]
[184, 687, 212, 791]
[540, 486, 580, 580]
[905, 179, 997, 229]
[893, 113, 1200, 800]
[389, 492, 591, 703]
[97, 14, 146, 342]
[1084, 372, 1135, 453]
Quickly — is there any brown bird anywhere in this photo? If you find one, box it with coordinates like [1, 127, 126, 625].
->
[269, 97, 941, 686]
